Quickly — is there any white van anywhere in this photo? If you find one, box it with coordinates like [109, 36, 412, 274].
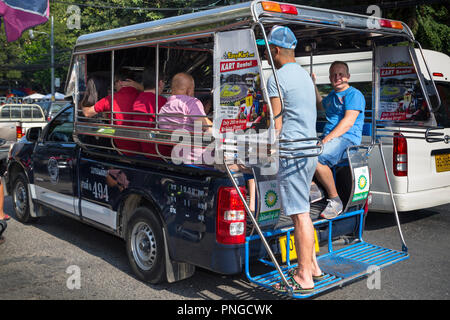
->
[263, 49, 450, 213]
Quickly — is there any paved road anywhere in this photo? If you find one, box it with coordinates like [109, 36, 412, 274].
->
[0, 195, 449, 301]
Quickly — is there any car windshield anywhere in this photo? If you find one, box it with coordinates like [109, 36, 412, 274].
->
[50, 102, 68, 114]
[435, 82, 450, 128]
[35, 101, 68, 118]
[35, 101, 52, 116]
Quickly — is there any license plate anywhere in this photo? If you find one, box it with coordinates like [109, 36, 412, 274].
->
[435, 153, 450, 172]
[279, 230, 319, 263]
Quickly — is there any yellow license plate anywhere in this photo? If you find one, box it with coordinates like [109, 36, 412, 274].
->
[435, 153, 450, 173]
[279, 229, 319, 263]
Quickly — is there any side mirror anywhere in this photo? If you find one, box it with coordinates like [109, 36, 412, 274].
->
[26, 127, 42, 142]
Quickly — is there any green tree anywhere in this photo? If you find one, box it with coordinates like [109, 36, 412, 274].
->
[2, 0, 449, 93]
[0, 33, 23, 93]
[413, 5, 450, 55]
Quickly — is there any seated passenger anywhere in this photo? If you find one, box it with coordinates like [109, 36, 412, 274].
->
[79, 74, 112, 147]
[132, 67, 167, 159]
[312, 61, 365, 219]
[199, 94, 213, 117]
[82, 69, 143, 155]
[158, 72, 212, 164]
[80, 74, 109, 110]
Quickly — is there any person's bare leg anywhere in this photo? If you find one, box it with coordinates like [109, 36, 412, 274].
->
[292, 230, 322, 277]
[0, 183, 5, 219]
[247, 179, 256, 213]
[311, 235, 322, 277]
[315, 162, 338, 198]
[291, 213, 315, 289]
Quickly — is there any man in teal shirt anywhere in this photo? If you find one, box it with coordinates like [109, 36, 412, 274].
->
[313, 61, 366, 219]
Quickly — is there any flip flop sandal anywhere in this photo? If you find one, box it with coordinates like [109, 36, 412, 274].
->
[288, 276, 314, 294]
[0, 214, 11, 221]
[312, 273, 326, 281]
[288, 268, 326, 282]
[272, 277, 314, 294]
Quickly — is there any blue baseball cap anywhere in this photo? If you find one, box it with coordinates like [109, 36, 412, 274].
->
[256, 26, 297, 49]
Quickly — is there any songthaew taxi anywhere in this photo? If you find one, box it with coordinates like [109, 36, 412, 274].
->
[5, 1, 446, 298]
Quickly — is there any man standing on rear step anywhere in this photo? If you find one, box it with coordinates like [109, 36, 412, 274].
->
[312, 61, 366, 219]
[262, 25, 323, 294]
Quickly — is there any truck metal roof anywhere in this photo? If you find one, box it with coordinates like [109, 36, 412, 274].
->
[73, 1, 414, 54]
[74, 1, 253, 53]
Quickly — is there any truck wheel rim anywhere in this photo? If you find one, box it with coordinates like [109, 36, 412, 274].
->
[14, 181, 27, 217]
[131, 222, 157, 271]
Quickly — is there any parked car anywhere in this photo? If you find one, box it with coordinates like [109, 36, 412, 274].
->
[0, 103, 48, 170]
[34, 100, 71, 121]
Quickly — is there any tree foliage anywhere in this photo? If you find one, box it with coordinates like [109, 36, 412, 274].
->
[413, 5, 450, 55]
[0, 0, 448, 93]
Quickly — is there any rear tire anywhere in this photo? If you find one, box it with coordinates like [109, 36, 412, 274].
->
[126, 207, 166, 284]
[12, 173, 38, 223]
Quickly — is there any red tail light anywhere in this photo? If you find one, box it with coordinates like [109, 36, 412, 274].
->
[393, 133, 407, 176]
[16, 125, 23, 139]
[280, 4, 298, 15]
[379, 19, 403, 30]
[262, 2, 298, 15]
[216, 186, 247, 245]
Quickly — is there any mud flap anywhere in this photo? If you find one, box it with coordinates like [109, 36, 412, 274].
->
[163, 227, 196, 283]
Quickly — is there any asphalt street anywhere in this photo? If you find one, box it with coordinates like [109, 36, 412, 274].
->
[0, 194, 449, 301]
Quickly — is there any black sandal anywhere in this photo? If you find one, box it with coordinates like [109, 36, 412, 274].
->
[272, 277, 314, 294]
[288, 267, 326, 282]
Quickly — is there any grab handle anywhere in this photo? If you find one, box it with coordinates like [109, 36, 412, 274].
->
[278, 137, 323, 159]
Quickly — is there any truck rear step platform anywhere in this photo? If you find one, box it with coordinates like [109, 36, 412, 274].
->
[244, 209, 409, 299]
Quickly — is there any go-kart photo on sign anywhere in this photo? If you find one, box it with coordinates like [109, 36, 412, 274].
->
[213, 29, 268, 136]
[375, 45, 430, 122]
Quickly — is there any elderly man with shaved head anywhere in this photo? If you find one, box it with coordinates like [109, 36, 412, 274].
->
[158, 72, 212, 163]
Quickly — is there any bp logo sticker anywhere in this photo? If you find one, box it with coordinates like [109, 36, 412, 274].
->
[358, 175, 368, 190]
[265, 190, 278, 208]
[352, 166, 370, 202]
[258, 181, 281, 225]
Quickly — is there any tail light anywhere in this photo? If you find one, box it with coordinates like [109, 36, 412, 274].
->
[216, 186, 247, 245]
[261, 1, 298, 15]
[379, 19, 404, 30]
[16, 125, 23, 139]
[393, 133, 407, 176]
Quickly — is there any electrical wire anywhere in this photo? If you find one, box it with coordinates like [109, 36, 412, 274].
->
[50, 0, 225, 12]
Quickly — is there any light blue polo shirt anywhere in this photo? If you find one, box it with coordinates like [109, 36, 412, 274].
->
[322, 86, 365, 145]
[267, 62, 317, 215]
[267, 63, 317, 154]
